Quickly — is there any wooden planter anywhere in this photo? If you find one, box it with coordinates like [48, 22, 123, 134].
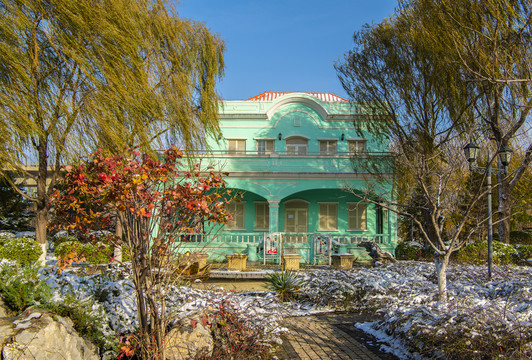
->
[226, 254, 248, 271]
[282, 254, 302, 271]
[331, 254, 355, 270]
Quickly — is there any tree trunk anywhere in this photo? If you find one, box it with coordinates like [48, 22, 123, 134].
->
[35, 205, 48, 265]
[435, 254, 449, 303]
[113, 211, 123, 262]
[35, 140, 49, 265]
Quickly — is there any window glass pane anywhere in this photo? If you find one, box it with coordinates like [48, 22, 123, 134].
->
[348, 140, 366, 153]
[257, 140, 274, 155]
[227, 202, 245, 229]
[255, 203, 269, 230]
[319, 140, 337, 155]
[228, 140, 245, 154]
[318, 203, 337, 230]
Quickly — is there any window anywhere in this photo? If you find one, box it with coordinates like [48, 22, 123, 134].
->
[318, 203, 338, 230]
[254, 202, 269, 230]
[227, 139, 246, 154]
[226, 202, 245, 229]
[257, 140, 274, 155]
[319, 140, 337, 155]
[348, 203, 367, 230]
[286, 137, 308, 155]
[348, 140, 366, 154]
[285, 200, 308, 243]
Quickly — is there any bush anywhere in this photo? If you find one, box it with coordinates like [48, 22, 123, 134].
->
[0, 231, 16, 245]
[395, 241, 429, 260]
[264, 270, 304, 302]
[196, 299, 273, 360]
[513, 244, 532, 265]
[509, 230, 532, 245]
[454, 241, 519, 265]
[55, 241, 113, 264]
[0, 235, 42, 265]
[45, 294, 116, 355]
[0, 263, 51, 313]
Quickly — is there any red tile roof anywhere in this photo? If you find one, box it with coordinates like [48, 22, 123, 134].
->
[247, 92, 348, 102]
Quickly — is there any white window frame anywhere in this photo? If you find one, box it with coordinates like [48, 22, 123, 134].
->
[318, 202, 338, 231]
[256, 139, 275, 155]
[254, 202, 269, 231]
[226, 201, 246, 230]
[348, 202, 367, 231]
[348, 139, 367, 154]
[319, 140, 337, 155]
[286, 137, 308, 155]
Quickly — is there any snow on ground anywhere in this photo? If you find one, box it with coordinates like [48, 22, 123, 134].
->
[297, 262, 532, 359]
[29, 261, 532, 359]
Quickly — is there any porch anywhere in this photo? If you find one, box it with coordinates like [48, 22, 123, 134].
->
[176, 232, 396, 264]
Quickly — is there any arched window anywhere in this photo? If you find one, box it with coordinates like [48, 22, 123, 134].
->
[286, 137, 308, 155]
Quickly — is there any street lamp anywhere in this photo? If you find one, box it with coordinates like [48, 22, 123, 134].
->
[463, 141, 513, 279]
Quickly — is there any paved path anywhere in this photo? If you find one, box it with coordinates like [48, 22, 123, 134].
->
[276, 312, 399, 360]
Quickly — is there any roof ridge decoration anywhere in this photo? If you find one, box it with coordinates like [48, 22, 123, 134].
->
[248, 92, 348, 102]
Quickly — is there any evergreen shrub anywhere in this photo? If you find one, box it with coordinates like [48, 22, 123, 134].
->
[513, 244, 532, 265]
[395, 241, 428, 260]
[455, 241, 519, 265]
[509, 230, 532, 245]
[0, 263, 51, 313]
[0, 235, 42, 265]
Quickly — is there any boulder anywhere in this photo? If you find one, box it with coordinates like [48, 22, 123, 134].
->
[166, 315, 214, 359]
[0, 312, 99, 360]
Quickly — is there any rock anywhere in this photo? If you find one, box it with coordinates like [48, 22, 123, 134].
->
[358, 241, 397, 265]
[166, 315, 214, 359]
[0, 312, 99, 360]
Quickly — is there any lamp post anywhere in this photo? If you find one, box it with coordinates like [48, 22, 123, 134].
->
[463, 141, 513, 279]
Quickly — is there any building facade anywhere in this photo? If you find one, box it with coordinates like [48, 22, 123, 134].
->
[183, 92, 397, 263]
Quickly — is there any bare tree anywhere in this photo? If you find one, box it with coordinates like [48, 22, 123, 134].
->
[410, 0, 532, 243]
[336, 7, 502, 301]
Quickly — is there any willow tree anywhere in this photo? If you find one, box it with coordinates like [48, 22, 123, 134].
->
[336, 8, 496, 302]
[410, 0, 532, 244]
[0, 0, 224, 254]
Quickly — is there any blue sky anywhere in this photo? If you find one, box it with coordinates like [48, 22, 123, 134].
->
[175, 0, 398, 100]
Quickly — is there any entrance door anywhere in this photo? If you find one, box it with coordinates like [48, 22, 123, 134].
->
[285, 200, 308, 243]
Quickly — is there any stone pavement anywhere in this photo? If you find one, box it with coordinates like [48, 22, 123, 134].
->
[276, 312, 399, 360]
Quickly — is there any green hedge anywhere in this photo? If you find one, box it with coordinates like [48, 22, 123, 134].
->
[0, 234, 42, 265]
[395, 241, 432, 261]
[55, 240, 130, 264]
[454, 241, 531, 266]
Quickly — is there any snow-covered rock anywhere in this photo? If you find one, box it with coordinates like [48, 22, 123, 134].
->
[0, 312, 99, 360]
[166, 314, 214, 359]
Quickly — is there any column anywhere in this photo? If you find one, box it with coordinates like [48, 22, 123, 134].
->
[268, 199, 280, 233]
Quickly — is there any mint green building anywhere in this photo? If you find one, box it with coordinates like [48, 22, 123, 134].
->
[183, 92, 397, 263]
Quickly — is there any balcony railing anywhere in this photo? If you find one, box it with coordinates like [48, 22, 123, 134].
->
[180, 150, 393, 175]
[178, 232, 392, 244]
